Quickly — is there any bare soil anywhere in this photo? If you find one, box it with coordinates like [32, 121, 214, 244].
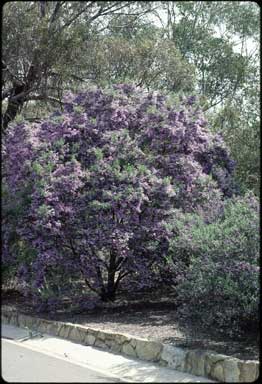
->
[2, 288, 259, 361]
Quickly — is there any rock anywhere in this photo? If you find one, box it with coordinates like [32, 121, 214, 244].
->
[206, 353, 228, 365]
[104, 334, 118, 350]
[77, 328, 88, 344]
[56, 323, 64, 336]
[186, 350, 207, 377]
[84, 333, 96, 346]
[109, 342, 122, 353]
[161, 345, 187, 371]
[122, 342, 137, 358]
[38, 319, 52, 334]
[114, 333, 131, 345]
[49, 322, 59, 336]
[238, 360, 259, 382]
[97, 332, 121, 352]
[69, 326, 82, 342]
[205, 352, 227, 379]
[94, 337, 108, 349]
[211, 362, 224, 382]
[135, 339, 162, 361]
[158, 359, 168, 367]
[223, 358, 240, 382]
[58, 324, 71, 339]
[97, 331, 106, 341]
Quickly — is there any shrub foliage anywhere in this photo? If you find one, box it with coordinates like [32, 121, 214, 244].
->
[3, 84, 237, 309]
[169, 192, 259, 335]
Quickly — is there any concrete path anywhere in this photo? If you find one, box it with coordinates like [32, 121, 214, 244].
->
[2, 323, 30, 340]
[2, 324, 215, 382]
[2, 339, 121, 382]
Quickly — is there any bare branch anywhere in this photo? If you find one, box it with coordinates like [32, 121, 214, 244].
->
[23, 117, 43, 123]
[24, 94, 65, 105]
[90, 2, 135, 20]
[2, 61, 24, 85]
[2, 88, 13, 100]
[7, 88, 35, 102]
[71, 73, 92, 82]
[39, 1, 46, 18]
[59, 2, 95, 31]
[83, 276, 100, 295]
[49, 1, 63, 25]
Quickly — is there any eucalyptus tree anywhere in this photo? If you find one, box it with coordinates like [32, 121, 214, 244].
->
[2, 1, 152, 131]
[153, 1, 259, 109]
[80, 22, 195, 92]
[210, 60, 260, 195]
[152, 1, 260, 194]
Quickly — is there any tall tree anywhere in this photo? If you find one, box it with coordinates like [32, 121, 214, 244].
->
[3, 85, 235, 304]
[152, 1, 260, 194]
[2, 1, 152, 131]
[80, 22, 195, 92]
[154, 1, 259, 110]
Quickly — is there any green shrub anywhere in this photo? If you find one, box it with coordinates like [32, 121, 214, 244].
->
[169, 192, 259, 336]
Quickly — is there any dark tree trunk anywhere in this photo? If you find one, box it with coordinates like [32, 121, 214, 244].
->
[2, 84, 26, 131]
[95, 265, 108, 301]
[100, 290, 116, 302]
[2, 10, 43, 133]
[2, 60, 40, 132]
[99, 250, 117, 302]
[107, 249, 116, 296]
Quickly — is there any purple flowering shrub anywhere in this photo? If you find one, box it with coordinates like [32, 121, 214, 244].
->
[2, 84, 236, 309]
[170, 192, 259, 335]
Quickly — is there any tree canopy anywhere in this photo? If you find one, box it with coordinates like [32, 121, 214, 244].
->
[3, 85, 235, 304]
[2, 1, 259, 194]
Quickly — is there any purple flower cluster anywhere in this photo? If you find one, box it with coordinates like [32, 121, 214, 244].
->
[2, 85, 237, 306]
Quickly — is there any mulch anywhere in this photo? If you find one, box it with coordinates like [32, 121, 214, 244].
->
[2, 288, 259, 361]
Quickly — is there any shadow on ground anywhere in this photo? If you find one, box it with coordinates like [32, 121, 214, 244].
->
[2, 288, 259, 361]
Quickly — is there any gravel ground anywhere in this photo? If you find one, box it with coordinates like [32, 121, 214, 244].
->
[63, 308, 259, 361]
[2, 289, 259, 361]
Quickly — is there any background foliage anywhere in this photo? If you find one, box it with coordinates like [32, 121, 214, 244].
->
[169, 192, 259, 335]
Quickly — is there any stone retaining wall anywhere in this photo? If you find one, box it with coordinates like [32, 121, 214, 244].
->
[2, 307, 259, 382]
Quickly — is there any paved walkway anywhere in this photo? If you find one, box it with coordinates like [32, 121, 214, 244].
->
[2, 324, 215, 382]
[3, 339, 121, 382]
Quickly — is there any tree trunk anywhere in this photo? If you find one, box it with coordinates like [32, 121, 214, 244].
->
[100, 289, 116, 302]
[2, 4, 44, 133]
[100, 250, 117, 302]
[3, 84, 26, 131]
